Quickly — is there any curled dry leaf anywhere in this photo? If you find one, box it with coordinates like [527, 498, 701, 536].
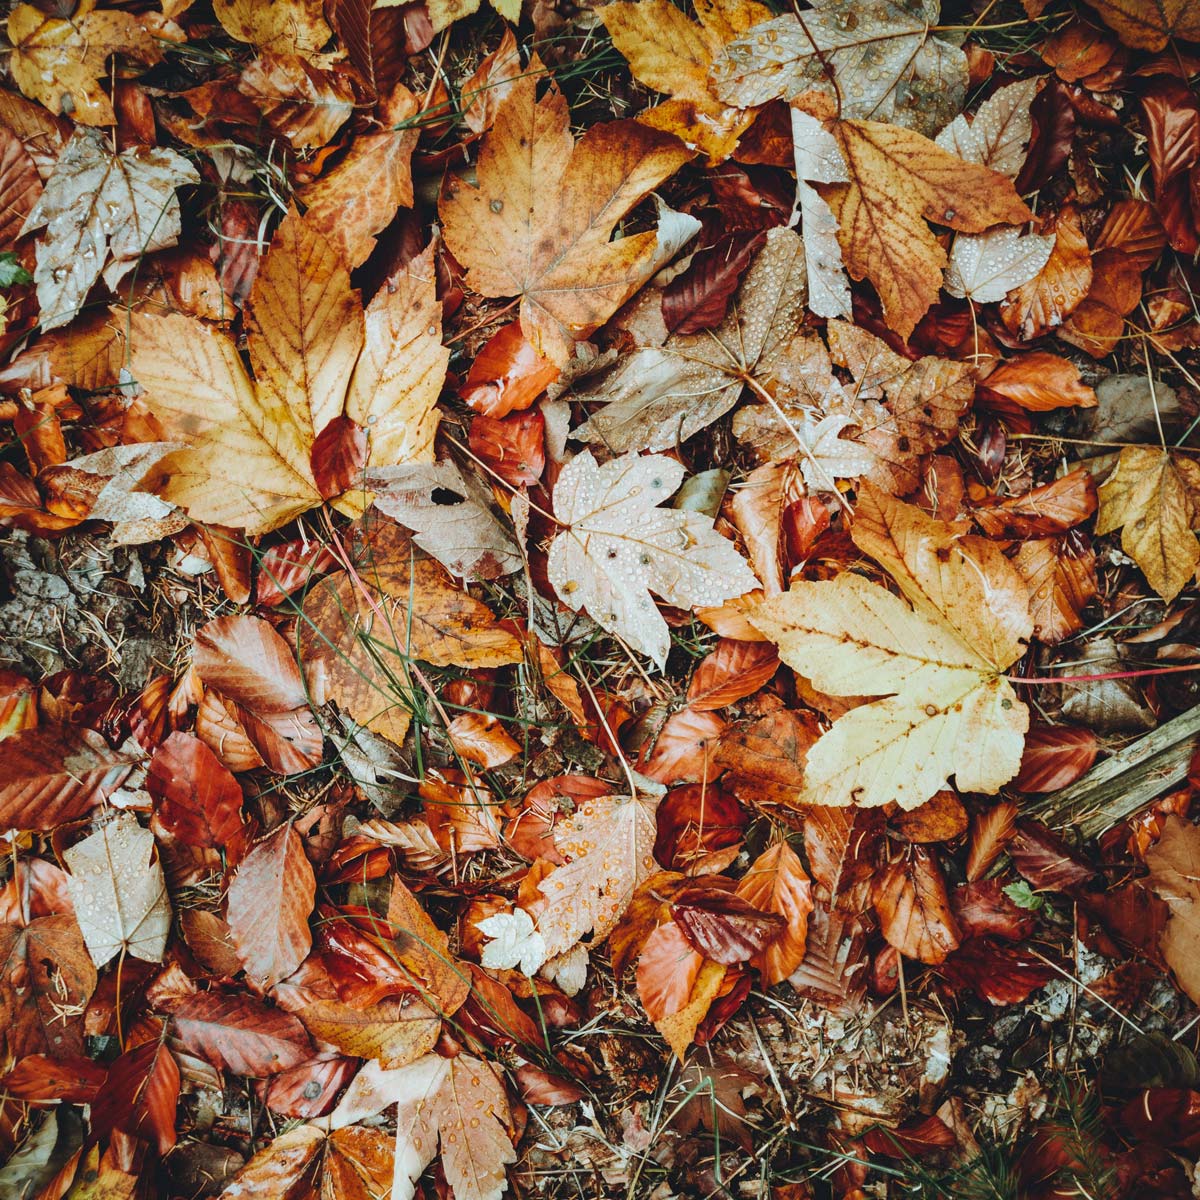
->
[734, 841, 813, 985]
[439, 71, 691, 365]
[546, 450, 758, 668]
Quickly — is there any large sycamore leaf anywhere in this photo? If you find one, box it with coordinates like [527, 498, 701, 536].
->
[329, 1054, 515, 1200]
[21, 130, 198, 329]
[537, 784, 662, 959]
[439, 71, 691, 365]
[63, 812, 171, 969]
[822, 120, 1031, 338]
[711, 0, 967, 137]
[750, 487, 1032, 810]
[546, 451, 758, 668]
[1096, 446, 1200, 602]
[599, 0, 772, 163]
[1145, 815, 1200, 1005]
[130, 210, 447, 534]
[1083, 0, 1200, 50]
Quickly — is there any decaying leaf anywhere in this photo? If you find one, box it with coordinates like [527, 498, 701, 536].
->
[546, 451, 758, 667]
[440, 71, 692, 365]
[792, 109, 852, 319]
[129, 211, 448, 534]
[22, 131, 198, 329]
[63, 812, 171, 969]
[1096, 447, 1200, 602]
[1146, 816, 1200, 1004]
[329, 1054, 515, 1200]
[751, 487, 1032, 809]
[711, 0, 968, 136]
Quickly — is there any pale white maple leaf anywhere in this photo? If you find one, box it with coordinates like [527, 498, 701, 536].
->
[541, 944, 588, 996]
[791, 110, 851, 320]
[944, 225, 1055, 304]
[477, 909, 548, 975]
[935, 77, 1039, 179]
[793, 409, 879, 492]
[546, 450, 759, 668]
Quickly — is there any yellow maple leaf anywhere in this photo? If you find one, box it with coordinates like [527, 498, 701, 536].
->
[439, 71, 691, 365]
[1083, 0, 1200, 50]
[750, 486, 1033, 810]
[128, 209, 448, 534]
[600, 0, 772, 163]
[822, 120, 1032, 339]
[1096, 446, 1200, 602]
[8, 1, 181, 127]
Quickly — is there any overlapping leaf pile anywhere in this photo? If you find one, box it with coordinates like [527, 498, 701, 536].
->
[0, 0, 1199, 1197]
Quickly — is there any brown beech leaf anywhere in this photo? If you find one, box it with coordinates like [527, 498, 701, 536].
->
[459, 320, 560, 418]
[238, 53, 354, 149]
[226, 824, 316, 990]
[172, 992, 313, 1077]
[1015, 724, 1098, 793]
[1083, 0, 1200, 50]
[687, 639, 779, 711]
[672, 884, 785, 965]
[982, 351, 1098, 412]
[653, 782, 747, 870]
[872, 848, 961, 965]
[735, 841, 813, 985]
[298, 995, 441, 1068]
[637, 920, 703, 1021]
[638, 707, 726, 785]
[193, 614, 310, 714]
[91, 1038, 180, 1156]
[823, 120, 1031, 338]
[439, 71, 691, 365]
[0, 724, 136, 830]
[1008, 820, 1096, 891]
[1145, 817, 1200, 1004]
[662, 231, 767, 334]
[939, 939, 1053, 1005]
[0, 124, 41, 250]
[973, 469, 1098, 539]
[952, 879, 1036, 941]
[1000, 204, 1093, 340]
[890, 790, 968, 843]
[385, 877, 471, 1016]
[966, 800, 1020, 882]
[712, 708, 820, 807]
[147, 732, 244, 849]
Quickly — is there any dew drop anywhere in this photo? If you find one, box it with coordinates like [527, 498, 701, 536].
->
[490, 199, 503, 213]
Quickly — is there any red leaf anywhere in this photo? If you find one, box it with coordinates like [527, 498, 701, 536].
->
[147, 732, 244, 848]
[226, 823, 316, 989]
[459, 320, 559, 417]
[662, 231, 766, 334]
[952, 879, 1036, 941]
[0, 725, 136, 831]
[91, 1039, 180, 1155]
[686, 639, 779, 711]
[653, 782, 746, 870]
[1, 1053, 106, 1103]
[515, 1063, 587, 1106]
[636, 921, 703, 1020]
[966, 801, 1020, 882]
[1143, 79, 1200, 195]
[255, 539, 338, 607]
[638, 707, 726, 785]
[1015, 724, 1098, 792]
[873, 849, 961, 965]
[172, 992, 314, 1077]
[862, 1113, 956, 1158]
[673, 884, 786, 965]
[193, 615, 311, 713]
[469, 409, 545, 488]
[939, 939, 1053, 1005]
[258, 1054, 358, 1118]
[311, 415, 369, 499]
[1009, 820, 1096, 891]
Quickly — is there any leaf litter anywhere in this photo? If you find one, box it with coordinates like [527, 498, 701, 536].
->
[0, 2, 1198, 1199]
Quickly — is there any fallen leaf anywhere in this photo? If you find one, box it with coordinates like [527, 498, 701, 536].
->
[368, 460, 521, 580]
[328, 1054, 515, 1200]
[226, 823, 316, 990]
[238, 53, 355, 150]
[636, 920, 703, 1020]
[298, 996, 442, 1068]
[212, 0, 331, 57]
[672, 883, 785, 963]
[1145, 816, 1200, 1004]
[999, 205, 1093, 341]
[944, 225, 1055, 303]
[1012, 537, 1098, 643]
[130, 212, 447, 533]
[823, 120, 1031, 337]
[873, 848, 961, 965]
[477, 909, 549, 976]
[687, 639, 779, 710]
[662, 230, 767, 334]
[1082, 0, 1200, 50]
[734, 841, 813, 985]
[600, 0, 771, 163]
[792, 109, 852, 319]
[546, 450, 758, 668]
[537, 783, 664, 959]
[439, 71, 691, 365]
[654, 957, 725, 1060]
[63, 813, 171, 969]
[172, 992, 313, 1077]
[21, 131, 198, 329]
[1014, 724, 1098, 793]
[750, 488, 1032, 810]
[91, 1038, 179, 1156]
[0, 724, 137, 830]
[935, 78, 1039, 178]
[147, 732, 245, 849]
[8, 4, 177, 127]
[1096, 446, 1200, 602]
[981, 351, 1098, 412]
[711, 0, 968, 136]
[385, 877, 471, 1015]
